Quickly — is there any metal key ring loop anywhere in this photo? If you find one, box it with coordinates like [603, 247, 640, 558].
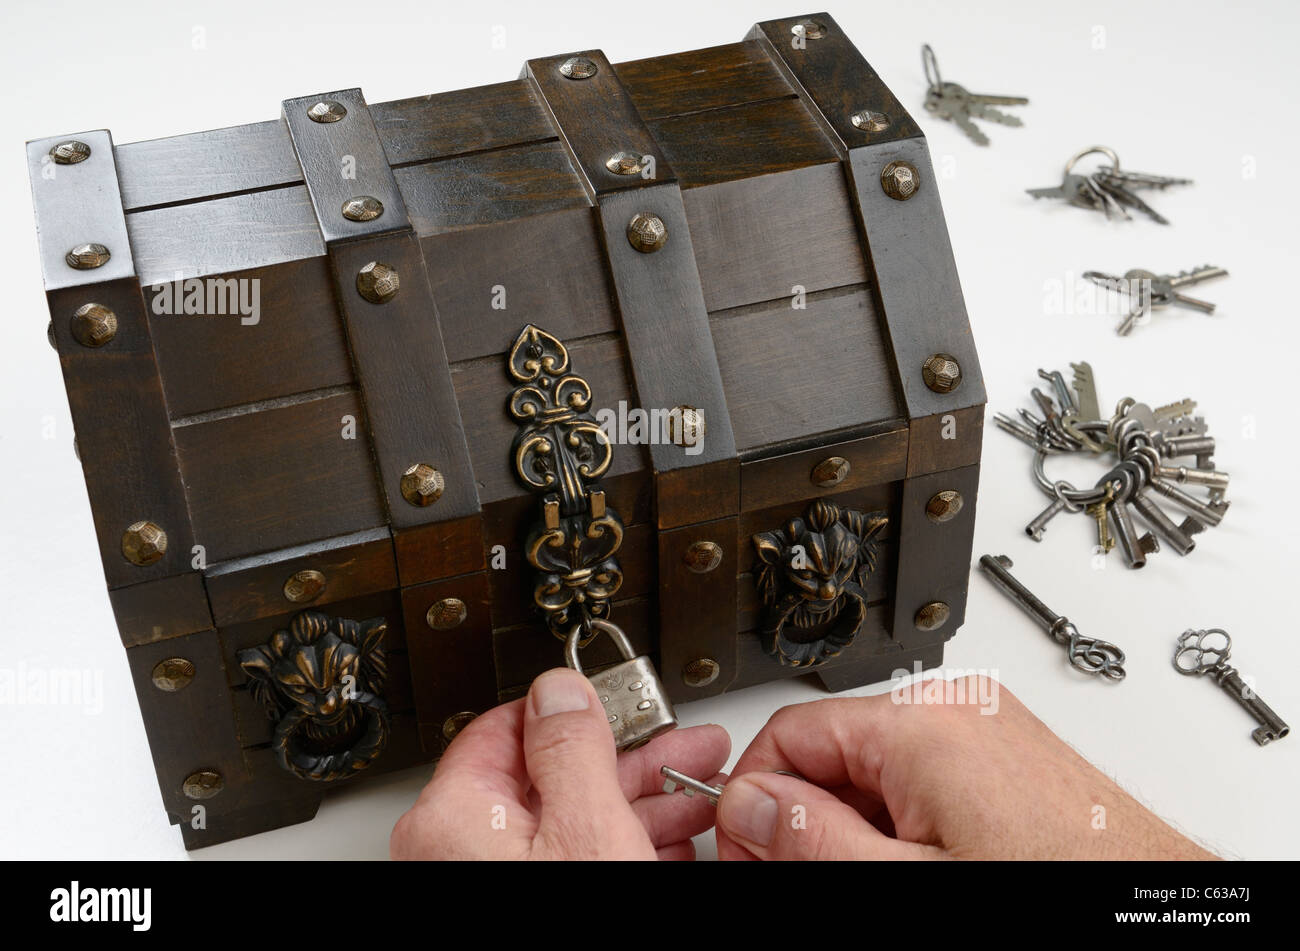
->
[1033, 448, 1109, 505]
[1064, 145, 1120, 176]
[921, 44, 942, 93]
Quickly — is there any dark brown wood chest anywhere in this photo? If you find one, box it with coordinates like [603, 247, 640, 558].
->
[27, 12, 984, 848]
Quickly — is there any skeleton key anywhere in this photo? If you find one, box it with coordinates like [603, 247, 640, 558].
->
[660, 766, 724, 804]
[1085, 485, 1115, 553]
[1038, 369, 1076, 416]
[1173, 629, 1290, 746]
[979, 555, 1125, 680]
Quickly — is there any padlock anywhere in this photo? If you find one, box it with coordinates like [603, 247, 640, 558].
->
[565, 619, 677, 751]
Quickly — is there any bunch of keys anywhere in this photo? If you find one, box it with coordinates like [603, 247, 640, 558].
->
[921, 44, 1028, 146]
[979, 554, 1126, 681]
[1173, 629, 1290, 746]
[1027, 146, 1192, 224]
[1083, 266, 1229, 336]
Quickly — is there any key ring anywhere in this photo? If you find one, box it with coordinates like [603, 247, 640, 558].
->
[921, 44, 943, 94]
[1064, 145, 1120, 176]
[1173, 628, 1232, 675]
[1032, 447, 1110, 505]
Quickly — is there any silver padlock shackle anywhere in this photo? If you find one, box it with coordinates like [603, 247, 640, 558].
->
[565, 618, 635, 673]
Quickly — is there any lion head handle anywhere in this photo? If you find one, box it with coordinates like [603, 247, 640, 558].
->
[752, 499, 888, 667]
[237, 611, 390, 782]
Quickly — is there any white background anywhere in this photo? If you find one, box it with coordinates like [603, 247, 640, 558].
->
[2, 0, 1298, 860]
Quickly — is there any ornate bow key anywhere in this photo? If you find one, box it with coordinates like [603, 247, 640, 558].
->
[1174, 629, 1290, 746]
[979, 554, 1126, 681]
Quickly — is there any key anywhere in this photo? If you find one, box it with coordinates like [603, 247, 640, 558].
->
[1085, 487, 1115, 553]
[1156, 464, 1229, 492]
[995, 412, 1043, 448]
[979, 555, 1125, 680]
[1145, 265, 1228, 311]
[1025, 497, 1068, 541]
[1129, 487, 1203, 555]
[1070, 361, 1102, 421]
[1149, 476, 1228, 526]
[1173, 630, 1290, 746]
[920, 46, 1027, 146]
[1093, 167, 1194, 225]
[1161, 434, 1215, 460]
[1109, 494, 1159, 568]
[1027, 173, 1108, 213]
[1038, 368, 1077, 415]
[660, 765, 724, 805]
[1098, 169, 1193, 190]
[1153, 398, 1196, 422]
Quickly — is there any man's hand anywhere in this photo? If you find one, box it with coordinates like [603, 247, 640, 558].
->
[715, 675, 1216, 861]
[391, 668, 728, 860]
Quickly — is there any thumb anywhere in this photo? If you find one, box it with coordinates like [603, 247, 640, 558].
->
[522, 668, 642, 855]
[717, 772, 939, 860]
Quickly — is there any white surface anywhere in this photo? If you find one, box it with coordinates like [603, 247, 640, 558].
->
[2, 0, 1298, 860]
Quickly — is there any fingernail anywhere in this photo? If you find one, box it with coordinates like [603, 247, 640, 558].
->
[719, 779, 778, 847]
[531, 669, 591, 718]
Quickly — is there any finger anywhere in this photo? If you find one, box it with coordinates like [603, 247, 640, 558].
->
[729, 696, 943, 802]
[632, 770, 728, 847]
[656, 840, 696, 861]
[392, 700, 536, 860]
[616, 724, 731, 801]
[716, 772, 942, 861]
[522, 668, 642, 854]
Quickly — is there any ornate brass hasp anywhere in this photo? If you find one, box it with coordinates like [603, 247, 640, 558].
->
[506, 325, 675, 750]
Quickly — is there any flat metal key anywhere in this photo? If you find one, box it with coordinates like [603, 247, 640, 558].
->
[661, 765, 724, 805]
[1174, 629, 1290, 746]
[1085, 266, 1228, 335]
[979, 555, 1126, 680]
[1070, 362, 1101, 421]
[921, 45, 1028, 146]
[1085, 486, 1115, 553]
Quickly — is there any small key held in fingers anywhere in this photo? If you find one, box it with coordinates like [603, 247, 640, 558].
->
[661, 766, 724, 805]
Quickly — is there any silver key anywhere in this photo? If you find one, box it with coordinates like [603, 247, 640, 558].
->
[921, 46, 1028, 146]
[1030, 146, 1191, 224]
[1174, 629, 1290, 746]
[1070, 361, 1101, 422]
[979, 554, 1126, 681]
[660, 766, 724, 805]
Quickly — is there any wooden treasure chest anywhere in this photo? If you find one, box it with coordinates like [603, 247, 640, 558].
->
[27, 12, 984, 848]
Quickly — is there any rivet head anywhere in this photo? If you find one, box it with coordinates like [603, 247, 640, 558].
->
[50, 140, 91, 164]
[914, 601, 951, 632]
[683, 657, 721, 688]
[182, 770, 224, 800]
[401, 463, 444, 506]
[47, 320, 56, 350]
[791, 19, 828, 40]
[926, 490, 964, 523]
[811, 456, 851, 487]
[851, 110, 891, 133]
[283, 569, 326, 604]
[667, 405, 705, 449]
[427, 597, 467, 630]
[356, 261, 400, 303]
[559, 56, 598, 79]
[880, 160, 921, 200]
[341, 195, 384, 222]
[70, 303, 118, 348]
[605, 151, 647, 176]
[122, 520, 167, 566]
[626, 212, 668, 253]
[307, 100, 347, 123]
[152, 658, 196, 692]
[922, 353, 963, 393]
[442, 711, 477, 743]
[65, 243, 110, 270]
[683, 541, 723, 574]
